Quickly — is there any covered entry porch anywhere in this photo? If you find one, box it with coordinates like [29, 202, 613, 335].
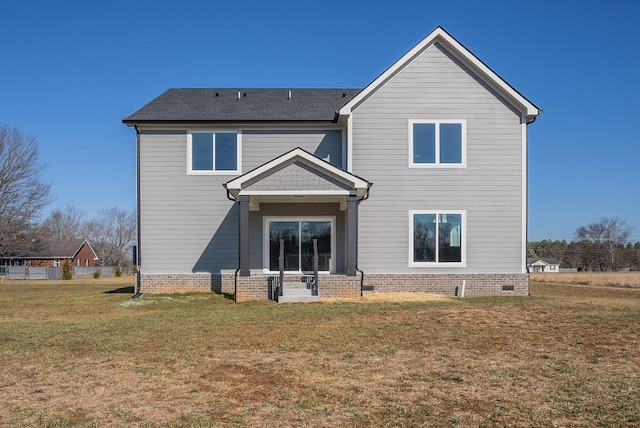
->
[224, 148, 371, 301]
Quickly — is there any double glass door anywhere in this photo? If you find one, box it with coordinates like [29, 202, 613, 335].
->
[268, 219, 332, 273]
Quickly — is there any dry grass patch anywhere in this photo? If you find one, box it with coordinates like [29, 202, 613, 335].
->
[532, 271, 640, 288]
[0, 278, 639, 426]
[323, 292, 453, 303]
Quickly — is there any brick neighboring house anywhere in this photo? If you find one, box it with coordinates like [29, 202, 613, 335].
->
[0, 239, 98, 268]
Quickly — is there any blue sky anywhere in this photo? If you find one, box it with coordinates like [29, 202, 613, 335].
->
[1, 0, 639, 242]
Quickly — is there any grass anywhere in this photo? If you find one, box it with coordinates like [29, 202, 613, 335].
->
[531, 271, 640, 288]
[0, 276, 639, 426]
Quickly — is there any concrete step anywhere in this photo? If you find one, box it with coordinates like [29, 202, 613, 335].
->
[278, 295, 320, 303]
[283, 288, 314, 297]
[282, 282, 312, 290]
[278, 282, 319, 303]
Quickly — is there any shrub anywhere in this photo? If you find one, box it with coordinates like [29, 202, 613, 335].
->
[61, 259, 73, 280]
[93, 269, 101, 279]
[115, 266, 122, 277]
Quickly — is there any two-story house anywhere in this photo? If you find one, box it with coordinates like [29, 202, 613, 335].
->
[123, 27, 540, 301]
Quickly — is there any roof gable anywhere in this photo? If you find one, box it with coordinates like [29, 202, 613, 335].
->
[243, 161, 354, 193]
[339, 26, 540, 121]
[225, 147, 371, 199]
[527, 258, 559, 265]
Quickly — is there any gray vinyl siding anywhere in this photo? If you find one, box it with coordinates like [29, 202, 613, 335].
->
[244, 161, 352, 192]
[138, 130, 238, 274]
[351, 42, 526, 274]
[242, 130, 343, 169]
[138, 128, 344, 274]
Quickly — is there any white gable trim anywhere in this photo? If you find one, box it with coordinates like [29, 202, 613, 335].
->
[225, 147, 370, 199]
[75, 240, 99, 261]
[339, 27, 540, 120]
[530, 260, 550, 267]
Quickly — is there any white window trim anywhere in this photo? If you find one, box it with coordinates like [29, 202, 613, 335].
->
[408, 119, 466, 168]
[187, 130, 242, 175]
[263, 216, 336, 274]
[409, 210, 466, 267]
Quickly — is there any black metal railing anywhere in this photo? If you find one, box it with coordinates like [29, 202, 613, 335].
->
[278, 238, 284, 299]
[312, 238, 319, 296]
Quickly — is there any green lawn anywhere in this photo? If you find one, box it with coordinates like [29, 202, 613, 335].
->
[0, 278, 639, 427]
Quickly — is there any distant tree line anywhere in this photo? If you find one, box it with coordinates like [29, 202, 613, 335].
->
[529, 217, 639, 271]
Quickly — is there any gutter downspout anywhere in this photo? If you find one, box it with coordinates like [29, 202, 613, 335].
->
[355, 182, 373, 296]
[524, 113, 539, 295]
[223, 184, 240, 302]
[132, 123, 142, 298]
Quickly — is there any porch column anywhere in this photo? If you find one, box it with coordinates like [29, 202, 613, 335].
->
[239, 195, 250, 277]
[346, 195, 357, 276]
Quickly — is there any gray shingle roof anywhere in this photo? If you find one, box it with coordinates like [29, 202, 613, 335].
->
[26, 239, 87, 259]
[123, 88, 361, 123]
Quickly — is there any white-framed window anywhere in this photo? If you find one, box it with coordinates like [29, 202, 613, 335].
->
[263, 216, 336, 274]
[187, 130, 241, 175]
[53, 259, 60, 267]
[409, 120, 466, 167]
[409, 210, 466, 266]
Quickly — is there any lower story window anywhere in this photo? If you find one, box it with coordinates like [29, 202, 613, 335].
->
[410, 211, 465, 266]
[265, 217, 335, 273]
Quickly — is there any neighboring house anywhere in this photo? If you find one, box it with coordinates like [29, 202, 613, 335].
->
[0, 239, 98, 268]
[527, 258, 560, 273]
[123, 27, 540, 301]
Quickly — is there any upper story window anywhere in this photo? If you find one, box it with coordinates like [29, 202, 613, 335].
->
[188, 131, 241, 175]
[409, 120, 465, 167]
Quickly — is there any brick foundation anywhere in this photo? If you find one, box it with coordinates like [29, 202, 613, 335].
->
[139, 273, 235, 294]
[140, 272, 529, 301]
[362, 273, 529, 297]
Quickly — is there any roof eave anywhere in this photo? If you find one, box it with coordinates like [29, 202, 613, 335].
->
[123, 119, 341, 127]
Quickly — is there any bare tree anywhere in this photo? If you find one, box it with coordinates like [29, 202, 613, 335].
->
[40, 205, 86, 239]
[0, 125, 52, 257]
[84, 207, 136, 267]
[575, 217, 632, 271]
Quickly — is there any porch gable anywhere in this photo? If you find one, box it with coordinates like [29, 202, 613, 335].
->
[225, 147, 371, 211]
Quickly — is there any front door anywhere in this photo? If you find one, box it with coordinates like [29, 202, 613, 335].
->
[267, 218, 333, 273]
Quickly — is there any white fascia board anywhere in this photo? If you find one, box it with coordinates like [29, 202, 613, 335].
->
[239, 190, 352, 196]
[339, 27, 540, 120]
